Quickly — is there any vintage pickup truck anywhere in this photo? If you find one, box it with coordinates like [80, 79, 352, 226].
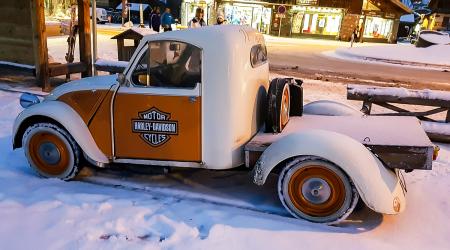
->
[13, 25, 438, 224]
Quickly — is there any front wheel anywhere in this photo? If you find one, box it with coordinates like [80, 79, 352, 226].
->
[23, 123, 81, 180]
[278, 157, 359, 224]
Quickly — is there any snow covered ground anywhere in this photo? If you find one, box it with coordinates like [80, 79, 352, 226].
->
[331, 44, 450, 68]
[0, 80, 449, 249]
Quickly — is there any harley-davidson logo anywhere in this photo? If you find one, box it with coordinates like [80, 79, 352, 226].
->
[132, 107, 178, 147]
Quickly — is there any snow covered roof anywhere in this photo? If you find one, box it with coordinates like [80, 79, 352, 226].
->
[390, 0, 413, 13]
[140, 25, 260, 52]
[116, 3, 150, 11]
[111, 28, 157, 40]
[400, 14, 416, 22]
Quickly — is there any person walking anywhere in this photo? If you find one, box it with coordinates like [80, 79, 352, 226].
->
[350, 25, 359, 48]
[149, 7, 161, 32]
[188, 7, 206, 28]
[161, 7, 174, 32]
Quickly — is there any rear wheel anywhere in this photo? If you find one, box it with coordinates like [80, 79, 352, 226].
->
[278, 157, 359, 224]
[23, 123, 81, 180]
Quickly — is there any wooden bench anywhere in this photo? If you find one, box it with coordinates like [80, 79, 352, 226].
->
[347, 84, 450, 142]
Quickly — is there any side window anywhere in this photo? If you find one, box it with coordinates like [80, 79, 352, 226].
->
[250, 44, 268, 68]
[131, 41, 202, 88]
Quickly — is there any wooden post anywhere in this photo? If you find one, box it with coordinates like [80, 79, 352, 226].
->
[361, 101, 372, 115]
[30, 0, 50, 91]
[117, 39, 124, 61]
[78, 0, 92, 77]
[92, 0, 98, 75]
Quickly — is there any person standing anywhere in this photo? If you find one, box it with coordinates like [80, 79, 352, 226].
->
[149, 7, 161, 32]
[216, 12, 225, 25]
[350, 25, 359, 48]
[161, 7, 174, 32]
[188, 7, 206, 28]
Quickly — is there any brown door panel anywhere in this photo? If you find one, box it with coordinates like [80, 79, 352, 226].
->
[88, 90, 115, 158]
[114, 93, 201, 162]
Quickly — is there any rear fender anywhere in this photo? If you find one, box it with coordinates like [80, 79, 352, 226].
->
[303, 100, 361, 116]
[252, 129, 405, 214]
[13, 101, 109, 164]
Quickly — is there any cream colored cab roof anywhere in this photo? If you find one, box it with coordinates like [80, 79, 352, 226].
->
[140, 25, 264, 52]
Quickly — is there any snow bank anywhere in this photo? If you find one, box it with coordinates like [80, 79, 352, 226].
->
[420, 32, 450, 45]
[334, 44, 450, 67]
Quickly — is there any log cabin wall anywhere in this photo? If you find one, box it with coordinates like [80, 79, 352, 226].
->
[0, 0, 92, 91]
[0, 1, 36, 66]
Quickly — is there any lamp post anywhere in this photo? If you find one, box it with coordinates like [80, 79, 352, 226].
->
[139, 0, 145, 28]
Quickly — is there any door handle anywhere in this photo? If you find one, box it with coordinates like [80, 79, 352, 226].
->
[189, 96, 198, 103]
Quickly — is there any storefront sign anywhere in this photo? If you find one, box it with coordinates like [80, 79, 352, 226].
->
[365, 11, 381, 17]
[296, 0, 318, 6]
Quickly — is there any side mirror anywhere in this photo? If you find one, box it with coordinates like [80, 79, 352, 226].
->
[20, 93, 40, 108]
[117, 73, 126, 85]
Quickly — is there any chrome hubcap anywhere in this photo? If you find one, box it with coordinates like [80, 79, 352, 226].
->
[301, 177, 331, 204]
[38, 142, 61, 165]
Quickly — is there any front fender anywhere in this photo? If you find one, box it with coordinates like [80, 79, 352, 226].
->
[13, 101, 109, 164]
[253, 129, 405, 214]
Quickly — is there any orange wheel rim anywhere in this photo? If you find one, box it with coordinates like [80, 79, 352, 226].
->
[28, 132, 70, 176]
[280, 86, 290, 128]
[288, 165, 346, 217]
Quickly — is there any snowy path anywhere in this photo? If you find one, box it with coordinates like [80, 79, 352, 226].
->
[1, 85, 450, 249]
[330, 44, 450, 70]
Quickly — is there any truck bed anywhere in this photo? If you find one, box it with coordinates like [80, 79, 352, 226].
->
[245, 115, 434, 170]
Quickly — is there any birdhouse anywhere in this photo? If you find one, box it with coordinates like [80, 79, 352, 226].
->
[111, 28, 156, 61]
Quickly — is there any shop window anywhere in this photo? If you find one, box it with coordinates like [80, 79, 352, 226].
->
[223, 5, 271, 34]
[363, 17, 393, 39]
[295, 8, 342, 36]
[250, 44, 267, 68]
[131, 41, 202, 88]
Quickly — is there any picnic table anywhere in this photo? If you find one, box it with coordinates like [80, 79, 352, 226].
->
[347, 84, 450, 143]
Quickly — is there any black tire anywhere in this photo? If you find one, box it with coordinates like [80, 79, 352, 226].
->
[265, 78, 290, 133]
[278, 156, 359, 224]
[22, 123, 81, 181]
[289, 84, 303, 116]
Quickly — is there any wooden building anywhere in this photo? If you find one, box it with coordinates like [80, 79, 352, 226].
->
[0, 0, 92, 91]
[213, 0, 411, 43]
[428, 0, 450, 31]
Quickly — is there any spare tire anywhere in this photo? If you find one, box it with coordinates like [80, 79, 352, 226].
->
[289, 84, 303, 116]
[266, 78, 291, 133]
